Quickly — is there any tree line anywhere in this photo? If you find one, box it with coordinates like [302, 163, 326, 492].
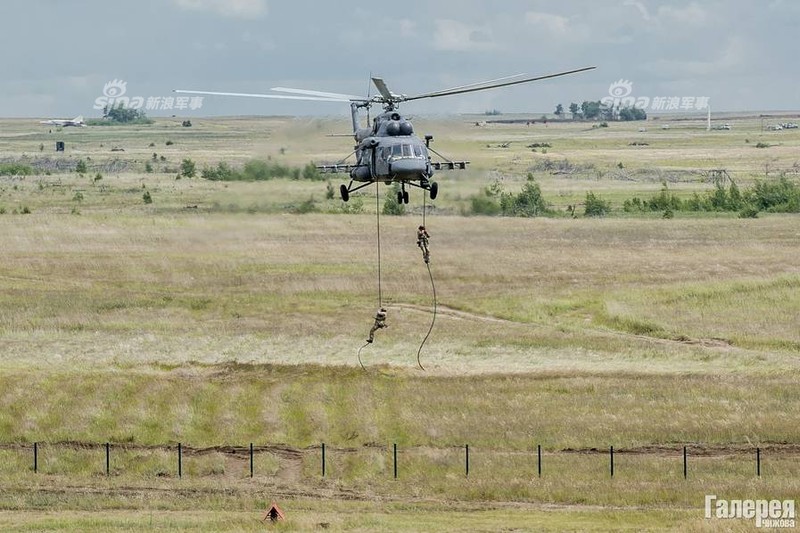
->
[554, 101, 646, 121]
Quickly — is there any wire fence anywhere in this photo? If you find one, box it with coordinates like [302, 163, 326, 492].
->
[1, 441, 793, 480]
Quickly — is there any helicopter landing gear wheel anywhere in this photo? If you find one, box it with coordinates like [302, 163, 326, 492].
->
[397, 190, 403, 205]
[403, 190, 409, 204]
[429, 181, 439, 200]
[340, 184, 350, 202]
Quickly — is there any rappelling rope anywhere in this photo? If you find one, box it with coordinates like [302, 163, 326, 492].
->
[416, 188, 437, 371]
[416, 260, 437, 371]
[376, 181, 382, 307]
[357, 341, 369, 371]
[358, 182, 384, 371]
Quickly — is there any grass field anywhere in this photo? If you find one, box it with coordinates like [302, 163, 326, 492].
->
[1, 113, 799, 531]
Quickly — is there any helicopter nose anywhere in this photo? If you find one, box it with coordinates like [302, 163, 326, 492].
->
[390, 158, 427, 178]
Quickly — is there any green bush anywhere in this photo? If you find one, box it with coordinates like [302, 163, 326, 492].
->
[0, 163, 33, 176]
[500, 180, 550, 217]
[470, 194, 501, 216]
[301, 163, 323, 181]
[201, 160, 327, 182]
[584, 191, 611, 217]
[739, 205, 759, 218]
[180, 158, 196, 178]
[291, 197, 318, 214]
[383, 184, 405, 216]
[748, 177, 800, 212]
[75, 160, 88, 174]
[143, 191, 153, 204]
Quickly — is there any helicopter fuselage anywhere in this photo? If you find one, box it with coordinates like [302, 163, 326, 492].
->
[350, 111, 432, 184]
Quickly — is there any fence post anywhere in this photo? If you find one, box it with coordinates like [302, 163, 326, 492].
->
[178, 443, 182, 479]
[683, 446, 687, 479]
[610, 446, 614, 478]
[249, 443, 254, 478]
[106, 442, 110, 476]
[34, 442, 38, 474]
[393, 443, 397, 479]
[757, 447, 761, 477]
[465, 444, 470, 477]
[537, 444, 542, 478]
[321, 443, 326, 477]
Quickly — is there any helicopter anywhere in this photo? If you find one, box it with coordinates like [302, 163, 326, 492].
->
[175, 66, 595, 204]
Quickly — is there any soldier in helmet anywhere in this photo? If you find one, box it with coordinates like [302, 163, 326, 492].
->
[367, 307, 387, 343]
[417, 225, 430, 264]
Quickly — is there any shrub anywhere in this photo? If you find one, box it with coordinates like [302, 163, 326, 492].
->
[301, 162, 322, 181]
[739, 205, 759, 218]
[646, 182, 683, 212]
[291, 197, 318, 214]
[584, 191, 611, 217]
[0, 163, 33, 176]
[75, 160, 88, 174]
[338, 197, 364, 214]
[143, 190, 153, 204]
[180, 158, 196, 178]
[470, 194, 501, 216]
[500, 179, 550, 217]
[383, 184, 405, 216]
[748, 177, 800, 212]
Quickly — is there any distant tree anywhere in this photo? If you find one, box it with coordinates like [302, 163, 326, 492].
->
[580, 100, 602, 120]
[568, 102, 580, 120]
[618, 106, 647, 121]
[106, 103, 148, 124]
[554, 103, 564, 118]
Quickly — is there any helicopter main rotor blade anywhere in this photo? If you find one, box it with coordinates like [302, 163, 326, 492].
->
[371, 77, 395, 101]
[417, 73, 527, 98]
[173, 89, 351, 102]
[270, 87, 368, 102]
[403, 66, 596, 102]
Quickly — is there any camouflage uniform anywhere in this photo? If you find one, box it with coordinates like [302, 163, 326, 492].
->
[367, 308, 387, 343]
[417, 225, 430, 264]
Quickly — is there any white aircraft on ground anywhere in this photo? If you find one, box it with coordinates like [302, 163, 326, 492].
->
[39, 115, 86, 127]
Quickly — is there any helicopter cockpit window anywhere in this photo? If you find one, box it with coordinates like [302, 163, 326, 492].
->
[388, 143, 427, 160]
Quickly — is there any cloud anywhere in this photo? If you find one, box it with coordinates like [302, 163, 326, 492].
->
[433, 19, 498, 51]
[644, 36, 749, 78]
[524, 11, 570, 34]
[623, 0, 652, 22]
[657, 2, 708, 27]
[173, 0, 267, 19]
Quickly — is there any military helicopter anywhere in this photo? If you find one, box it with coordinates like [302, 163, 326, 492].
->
[175, 66, 595, 204]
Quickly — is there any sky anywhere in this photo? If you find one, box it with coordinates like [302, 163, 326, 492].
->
[0, 0, 797, 118]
